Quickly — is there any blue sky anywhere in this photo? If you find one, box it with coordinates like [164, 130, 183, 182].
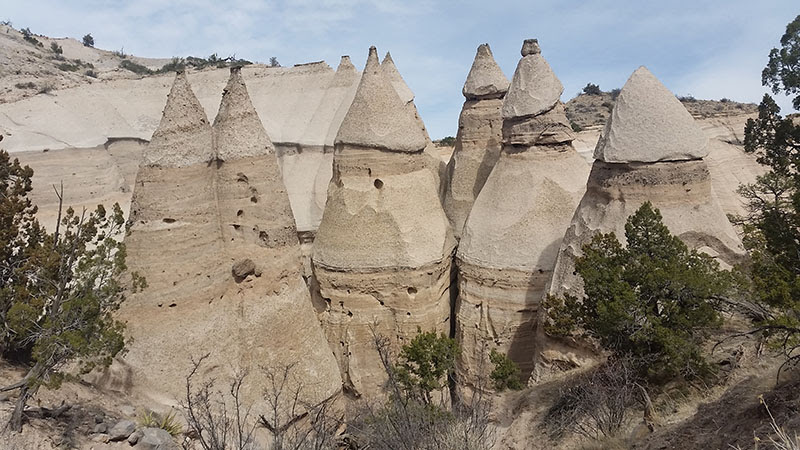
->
[5, 1, 798, 138]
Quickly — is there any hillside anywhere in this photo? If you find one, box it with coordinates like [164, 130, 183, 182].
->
[0, 23, 176, 104]
[565, 90, 758, 130]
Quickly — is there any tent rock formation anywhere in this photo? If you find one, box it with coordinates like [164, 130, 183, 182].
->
[121, 69, 341, 408]
[444, 43, 509, 238]
[543, 66, 745, 381]
[313, 47, 455, 397]
[455, 39, 590, 391]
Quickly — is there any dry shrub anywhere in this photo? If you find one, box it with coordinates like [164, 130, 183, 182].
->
[544, 356, 647, 441]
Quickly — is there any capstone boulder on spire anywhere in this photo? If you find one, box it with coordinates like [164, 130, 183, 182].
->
[593, 66, 708, 163]
[501, 38, 563, 120]
[462, 43, 510, 100]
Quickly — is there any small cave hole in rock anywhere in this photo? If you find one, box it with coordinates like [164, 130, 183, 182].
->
[406, 312, 411, 316]
[250, 196, 258, 203]
[237, 210, 244, 217]
[236, 173, 249, 183]
[373, 178, 383, 189]
[379, 300, 385, 306]
[347, 311, 353, 317]
[162, 218, 176, 224]
[407, 287, 417, 295]
[259, 231, 269, 244]
[168, 303, 176, 307]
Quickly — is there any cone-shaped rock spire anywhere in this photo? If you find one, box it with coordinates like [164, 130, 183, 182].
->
[544, 66, 743, 384]
[455, 39, 589, 393]
[462, 44, 510, 100]
[335, 47, 427, 152]
[314, 47, 455, 397]
[213, 66, 299, 250]
[381, 51, 415, 104]
[144, 71, 214, 167]
[594, 66, 708, 163]
[443, 43, 508, 238]
[213, 67, 275, 161]
[501, 39, 564, 120]
[333, 55, 357, 83]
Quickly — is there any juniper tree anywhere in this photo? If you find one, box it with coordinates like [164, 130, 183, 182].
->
[738, 14, 800, 372]
[0, 148, 142, 431]
[546, 202, 730, 383]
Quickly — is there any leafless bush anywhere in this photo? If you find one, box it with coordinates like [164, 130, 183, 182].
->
[182, 355, 341, 450]
[544, 356, 648, 441]
[183, 354, 258, 450]
[259, 362, 341, 450]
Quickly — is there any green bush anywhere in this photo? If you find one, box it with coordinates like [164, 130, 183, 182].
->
[570, 122, 583, 132]
[582, 83, 602, 95]
[120, 59, 153, 75]
[394, 329, 460, 404]
[158, 57, 185, 74]
[50, 42, 62, 56]
[56, 62, 79, 72]
[139, 410, 182, 437]
[14, 82, 36, 89]
[489, 349, 524, 391]
[82, 33, 94, 47]
[20, 27, 43, 47]
[545, 202, 730, 383]
[436, 136, 456, 146]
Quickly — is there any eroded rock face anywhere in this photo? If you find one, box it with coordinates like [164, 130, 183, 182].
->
[455, 40, 589, 392]
[541, 67, 744, 384]
[313, 47, 455, 397]
[121, 69, 341, 409]
[444, 44, 508, 239]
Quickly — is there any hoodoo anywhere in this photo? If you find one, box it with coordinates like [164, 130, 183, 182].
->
[541, 66, 744, 382]
[313, 47, 456, 397]
[443, 43, 509, 238]
[121, 69, 342, 406]
[548, 66, 744, 303]
[454, 39, 590, 390]
[121, 71, 228, 400]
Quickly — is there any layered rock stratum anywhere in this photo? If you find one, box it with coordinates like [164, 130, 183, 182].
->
[312, 47, 455, 397]
[443, 43, 509, 238]
[120, 69, 341, 407]
[454, 40, 589, 390]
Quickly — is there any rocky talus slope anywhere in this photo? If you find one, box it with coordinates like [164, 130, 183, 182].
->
[119, 69, 341, 408]
[443, 43, 509, 239]
[312, 47, 455, 397]
[454, 40, 590, 390]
